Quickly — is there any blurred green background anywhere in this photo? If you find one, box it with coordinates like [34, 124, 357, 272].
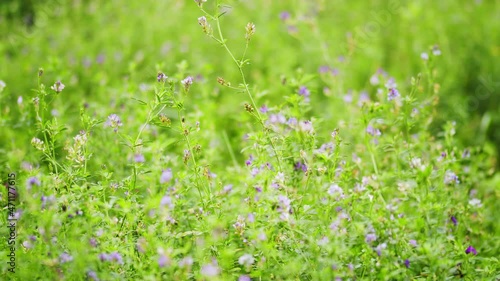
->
[1, 0, 499, 163]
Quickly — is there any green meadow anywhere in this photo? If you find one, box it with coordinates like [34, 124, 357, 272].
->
[1, 0, 499, 280]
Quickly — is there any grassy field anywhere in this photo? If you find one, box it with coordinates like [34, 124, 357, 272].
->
[1, 0, 499, 280]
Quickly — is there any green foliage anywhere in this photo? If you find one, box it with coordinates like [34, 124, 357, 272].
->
[0, 0, 499, 280]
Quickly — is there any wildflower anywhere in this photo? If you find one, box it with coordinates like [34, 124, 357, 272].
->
[279, 11, 290, 21]
[388, 88, 400, 101]
[451, 216, 458, 226]
[134, 153, 145, 163]
[160, 195, 173, 209]
[358, 92, 370, 106]
[318, 65, 330, 74]
[31, 137, 45, 151]
[277, 195, 292, 213]
[181, 76, 193, 92]
[26, 176, 41, 190]
[245, 155, 254, 166]
[245, 22, 256, 40]
[294, 161, 307, 172]
[160, 168, 173, 183]
[157, 72, 167, 82]
[298, 86, 310, 101]
[239, 275, 251, 281]
[22, 240, 33, 249]
[299, 120, 314, 133]
[17, 96, 23, 105]
[50, 81, 65, 93]
[158, 254, 171, 268]
[198, 16, 212, 35]
[317, 236, 329, 246]
[258, 232, 267, 241]
[444, 170, 459, 185]
[469, 198, 482, 207]
[59, 252, 73, 263]
[201, 260, 220, 277]
[375, 243, 387, 256]
[409, 239, 417, 247]
[223, 184, 233, 193]
[106, 114, 123, 132]
[421, 52, 429, 60]
[238, 254, 254, 266]
[87, 270, 100, 281]
[179, 256, 193, 268]
[465, 245, 477, 255]
[432, 45, 441, 56]
[233, 215, 246, 235]
[366, 125, 381, 137]
[365, 233, 377, 243]
[328, 184, 344, 199]
[385, 77, 397, 88]
[89, 238, 97, 248]
[259, 105, 268, 113]
[404, 259, 410, 268]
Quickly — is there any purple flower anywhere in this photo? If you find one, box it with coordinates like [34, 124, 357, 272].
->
[409, 239, 417, 247]
[181, 76, 193, 91]
[223, 184, 233, 193]
[134, 153, 145, 163]
[465, 245, 477, 255]
[404, 259, 410, 268]
[51, 81, 65, 93]
[298, 86, 311, 101]
[259, 105, 268, 113]
[444, 170, 459, 185]
[158, 254, 170, 268]
[160, 195, 173, 208]
[157, 72, 167, 82]
[294, 161, 307, 172]
[388, 88, 400, 101]
[451, 216, 458, 226]
[201, 260, 220, 277]
[110, 252, 123, 264]
[106, 114, 123, 132]
[160, 168, 172, 183]
[245, 155, 254, 166]
[318, 65, 330, 74]
[421, 52, 429, 60]
[59, 252, 73, 263]
[238, 254, 255, 266]
[375, 243, 387, 256]
[87, 270, 100, 281]
[239, 275, 251, 281]
[366, 125, 381, 136]
[365, 233, 377, 243]
[279, 11, 290, 21]
[179, 256, 193, 268]
[26, 176, 41, 190]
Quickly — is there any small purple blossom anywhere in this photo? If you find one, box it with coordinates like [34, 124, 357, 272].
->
[365, 233, 377, 243]
[26, 176, 41, 190]
[388, 88, 400, 101]
[245, 155, 254, 166]
[451, 216, 458, 226]
[421, 52, 429, 60]
[239, 275, 251, 281]
[51, 81, 65, 93]
[366, 125, 381, 137]
[279, 11, 291, 21]
[375, 243, 387, 256]
[181, 76, 193, 91]
[259, 105, 268, 113]
[157, 72, 167, 82]
[223, 184, 233, 193]
[201, 260, 220, 277]
[465, 245, 477, 255]
[158, 254, 171, 268]
[59, 252, 73, 263]
[134, 153, 145, 163]
[409, 239, 418, 247]
[404, 259, 410, 268]
[179, 256, 193, 268]
[294, 161, 307, 172]
[106, 114, 123, 132]
[87, 270, 100, 281]
[160, 168, 172, 183]
[318, 65, 330, 74]
[444, 170, 459, 185]
[238, 254, 255, 266]
[298, 86, 311, 101]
